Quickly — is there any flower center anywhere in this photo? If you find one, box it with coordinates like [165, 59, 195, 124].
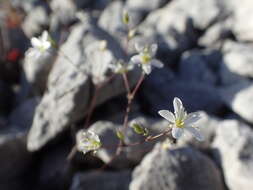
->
[175, 119, 184, 128]
[141, 53, 151, 64]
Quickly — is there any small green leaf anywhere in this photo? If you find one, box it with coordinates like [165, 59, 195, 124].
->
[116, 130, 125, 141]
[122, 11, 130, 25]
[132, 123, 145, 135]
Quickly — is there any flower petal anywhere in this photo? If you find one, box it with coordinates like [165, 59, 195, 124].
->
[149, 43, 158, 56]
[130, 55, 142, 64]
[173, 97, 183, 114]
[43, 41, 51, 50]
[185, 126, 204, 141]
[172, 127, 184, 139]
[150, 59, 164, 68]
[184, 112, 201, 126]
[31, 38, 41, 48]
[142, 64, 151, 74]
[41, 31, 49, 41]
[158, 110, 175, 123]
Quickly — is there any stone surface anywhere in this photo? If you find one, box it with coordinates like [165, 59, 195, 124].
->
[179, 49, 221, 85]
[82, 116, 169, 168]
[0, 126, 35, 190]
[8, 97, 40, 130]
[126, 0, 169, 26]
[219, 80, 253, 124]
[198, 19, 233, 47]
[23, 47, 56, 94]
[70, 171, 131, 190]
[0, 81, 14, 115]
[212, 120, 253, 190]
[130, 144, 224, 190]
[232, 0, 253, 41]
[140, 71, 224, 115]
[221, 40, 253, 78]
[22, 5, 50, 37]
[27, 22, 139, 151]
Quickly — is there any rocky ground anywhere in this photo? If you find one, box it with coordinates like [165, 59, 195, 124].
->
[1, 0, 253, 190]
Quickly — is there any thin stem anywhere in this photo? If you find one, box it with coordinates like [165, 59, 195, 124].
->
[122, 73, 130, 94]
[131, 73, 145, 98]
[84, 85, 99, 129]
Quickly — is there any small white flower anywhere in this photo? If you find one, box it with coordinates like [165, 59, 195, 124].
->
[26, 31, 52, 59]
[76, 129, 102, 154]
[109, 60, 134, 74]
[130, 43, 163, 75]
[158, 97, 204, 141]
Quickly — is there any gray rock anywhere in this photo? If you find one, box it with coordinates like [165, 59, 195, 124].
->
[126, 0, 169, 26]
[212, 120, 253, 190]
[198, 19, 233, 47]
[141, 73, 224, 115]
[8, 97, 40, 130]
[221, 40, 253, 78]
[23, 47, 56, 94]
[232, 0, 253, 41]
[70, 171, 131, 190]
[179, 49, 221, 85]
[22, 6, 50, 37]
[177, 111, 220, 149]
[84, 116, 169, 168]
[0, 81, 14, 115]
[219, 80, 253, 124]
[27, 22, 139, 151]
[98, 1, 126, 39]
[37, 142, 73, 190]
[0, 126, 34, 190]
[130, 144, 224, 190]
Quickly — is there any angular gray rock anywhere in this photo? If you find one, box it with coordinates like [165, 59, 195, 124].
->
[8, 97, 40, 132]
[198, 19, 233, 47]
[27, 22, 139, 151]
[22, 6, 50, 37]
[70, 171, 131, 190]
[141, 71, 224, 115]
[221, 40, 253, 78]
[125, 0, 169, 26]
[0, 126, 34, 190]
[130, 144, 224, 190]
[212, 120, 253, 190]
[232, 0, 253, 41]
[82, 116, 169, 168]
[219, 80, 253, 124]
[179, 49, 221, 85]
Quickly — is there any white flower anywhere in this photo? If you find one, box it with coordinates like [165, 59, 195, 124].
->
[76, 130, 102, 154]
[158, 97, 204, 141]
[26, 31, 52, 59]
[109, 60, 134, 74]
[130, 43, 163, 75]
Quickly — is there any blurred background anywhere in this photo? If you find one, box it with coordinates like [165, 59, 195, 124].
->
[1, 0, 253, 190]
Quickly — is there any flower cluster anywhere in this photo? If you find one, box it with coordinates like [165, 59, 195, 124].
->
[158, 97, 204, 141]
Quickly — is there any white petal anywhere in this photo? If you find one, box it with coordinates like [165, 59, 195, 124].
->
[41, 31, 49, 41]
[43, 41, 51, 50]
[130, 55, 142, 64]
[31, 38, 41, 48]
[149, 43, 158, 56]
[158, 110, 175, 123]
[172, 128, 184, 139]
[150, 59, 164, 68]
[185, 126, 204, 141]
[184, 112, 201, 126]
[173, 97, 183, 115]
[142, 64, 151, 74]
